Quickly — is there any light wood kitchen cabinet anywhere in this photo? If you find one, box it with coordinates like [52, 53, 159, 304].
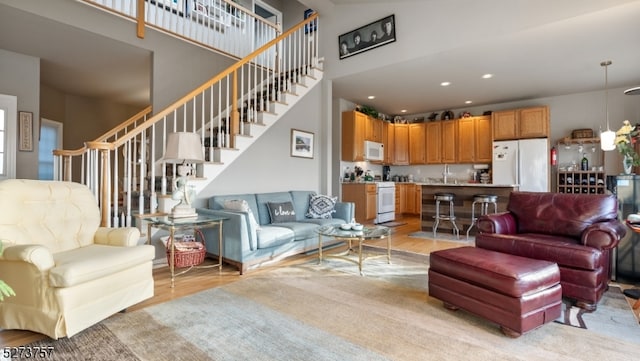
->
[396, 183, 421, 215]
[425, 121, 442, 164]
[394, 124, 410, 165]
[457, 115, 492, 163]
[457, 117, 476, 163]
[519, 106, 549, 139]
[475, 115, 492, 162]
[395, 184, 404, 214]
[492, 106, 549, 140]
[341, 110, 366, 161]
[402, 184, 415, 214]
[365, 116, 383, 143]
[409, 123, 426, 164]
[383, 121, 394, 164]
[441, 120, 457, 163]
[341, 183, 377, 224]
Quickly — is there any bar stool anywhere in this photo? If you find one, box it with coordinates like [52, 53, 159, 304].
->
[433, 193, 460, 239]
[466, 194, 498, 239]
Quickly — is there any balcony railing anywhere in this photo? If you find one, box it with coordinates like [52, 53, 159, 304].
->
[82, 0, 280, 59]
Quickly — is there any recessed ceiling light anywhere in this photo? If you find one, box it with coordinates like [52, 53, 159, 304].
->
[440, 81, 451, 86]
[400, 109, 407, 113]
[482, 74, 493, 79]
[367, 95, 375, 99]
[465, 100, 473, 104]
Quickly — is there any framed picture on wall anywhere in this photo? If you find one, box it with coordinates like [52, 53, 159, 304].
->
[19, 111, 33, 152]
[290, 129, 314, 159]
[338, 14, 396, 60]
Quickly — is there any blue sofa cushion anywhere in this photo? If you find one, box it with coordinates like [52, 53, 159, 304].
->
[298, 218, 345, 227]
[274, 222, 322, 241]
[257, 226, 295, 249]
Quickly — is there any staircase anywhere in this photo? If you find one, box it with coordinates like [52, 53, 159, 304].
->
[53, 5, 322, 228]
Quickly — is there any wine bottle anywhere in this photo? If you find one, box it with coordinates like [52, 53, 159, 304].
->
[581, 153, 589, 171]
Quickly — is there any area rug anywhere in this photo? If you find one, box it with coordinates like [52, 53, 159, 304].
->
[408, 230, 475, 243]
[20, 253, 640, 361]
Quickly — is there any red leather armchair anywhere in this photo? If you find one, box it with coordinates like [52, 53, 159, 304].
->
[476, 191, 626, 311]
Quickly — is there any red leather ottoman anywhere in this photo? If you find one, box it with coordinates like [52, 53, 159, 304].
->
[428, 246, 562, 337]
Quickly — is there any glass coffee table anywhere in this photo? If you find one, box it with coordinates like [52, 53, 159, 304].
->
[317, 224, 391, 275]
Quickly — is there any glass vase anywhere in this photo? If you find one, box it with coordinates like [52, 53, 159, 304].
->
[623, 155, 634, 175]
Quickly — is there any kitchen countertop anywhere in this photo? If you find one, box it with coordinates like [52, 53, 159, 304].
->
[417, 183, 518, 187]
[341, 181, 518, 188]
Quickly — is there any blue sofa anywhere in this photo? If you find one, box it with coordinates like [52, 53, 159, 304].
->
[197, 191, 355, 274]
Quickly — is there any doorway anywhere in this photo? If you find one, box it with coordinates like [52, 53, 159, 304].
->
[38, 118, 63, 180]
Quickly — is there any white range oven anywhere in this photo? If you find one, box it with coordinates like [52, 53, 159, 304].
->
[375, 181, 396, 224]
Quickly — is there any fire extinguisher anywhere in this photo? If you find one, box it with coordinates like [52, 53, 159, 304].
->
[550, 146, 557, 166]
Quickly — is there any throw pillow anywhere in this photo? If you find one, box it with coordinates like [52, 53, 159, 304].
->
[306, 194, 337, 219]
[223, 199, 261, 230]
[267, 201, 297, 223]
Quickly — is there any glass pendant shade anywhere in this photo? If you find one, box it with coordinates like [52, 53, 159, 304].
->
[600, 129, 616, 151]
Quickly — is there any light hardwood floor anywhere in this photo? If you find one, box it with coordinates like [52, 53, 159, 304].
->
[1, 215, 637, 346]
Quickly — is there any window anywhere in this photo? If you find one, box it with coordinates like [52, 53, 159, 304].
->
[38, 119, 63, 180]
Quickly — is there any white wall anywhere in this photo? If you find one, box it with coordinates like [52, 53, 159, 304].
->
[0, 49, 39, 179]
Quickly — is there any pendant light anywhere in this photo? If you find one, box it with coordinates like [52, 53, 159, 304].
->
[600, 60, 617, 151]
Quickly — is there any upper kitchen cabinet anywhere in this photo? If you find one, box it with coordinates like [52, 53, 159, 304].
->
[441, 120, 457, 163]
[458, 115, 492, 163]
[425, 121, 441, 164]
[492, 106, 549, 140]
[475, 115, 492, 162]
[341, 110, 366, 161]
[394, 123, 410, 165]
[383, 121, 395, 164]
[409, 123, 426, 164]
[365, 116, 383, 143]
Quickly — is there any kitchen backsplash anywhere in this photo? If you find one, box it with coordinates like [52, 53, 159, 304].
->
[340, 161, 490, 183]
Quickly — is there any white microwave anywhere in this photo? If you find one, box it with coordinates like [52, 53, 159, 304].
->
[364, 141, 384, 161]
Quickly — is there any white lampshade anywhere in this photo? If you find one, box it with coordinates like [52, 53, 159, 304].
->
[600, 130, 616, 151]
[163, 132, 204, 164]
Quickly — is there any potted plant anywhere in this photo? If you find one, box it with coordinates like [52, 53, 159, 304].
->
[0, 242, 15, 301]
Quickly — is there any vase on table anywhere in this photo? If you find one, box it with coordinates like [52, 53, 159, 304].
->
[623, 155, 634, 175]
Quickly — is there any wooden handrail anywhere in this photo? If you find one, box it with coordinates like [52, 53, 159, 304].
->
[53, 106, 151, 156]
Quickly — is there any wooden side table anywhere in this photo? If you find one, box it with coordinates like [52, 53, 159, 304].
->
[145, 215, 227, 288]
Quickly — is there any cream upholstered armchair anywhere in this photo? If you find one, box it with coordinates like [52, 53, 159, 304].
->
[0, 179, 155, 339]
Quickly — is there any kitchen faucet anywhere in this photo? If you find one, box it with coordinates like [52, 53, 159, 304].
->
[443, 164, 450, 184]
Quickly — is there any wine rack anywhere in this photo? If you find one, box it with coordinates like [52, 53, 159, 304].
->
[556, 171, 605, 194]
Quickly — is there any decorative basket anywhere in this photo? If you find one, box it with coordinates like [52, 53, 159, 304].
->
[572, 128, 594, 139]
[164, 230, 206, 268]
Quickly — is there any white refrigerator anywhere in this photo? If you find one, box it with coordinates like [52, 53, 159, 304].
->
[492, 139, 549, 192]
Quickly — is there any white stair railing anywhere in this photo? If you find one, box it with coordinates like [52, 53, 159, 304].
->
[53, 13, 320, 228]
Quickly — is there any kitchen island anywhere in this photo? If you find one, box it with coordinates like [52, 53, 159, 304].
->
[420, 183, 519, 236]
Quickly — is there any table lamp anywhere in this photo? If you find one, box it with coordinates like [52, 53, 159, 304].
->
[163, 132, 204, 218]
